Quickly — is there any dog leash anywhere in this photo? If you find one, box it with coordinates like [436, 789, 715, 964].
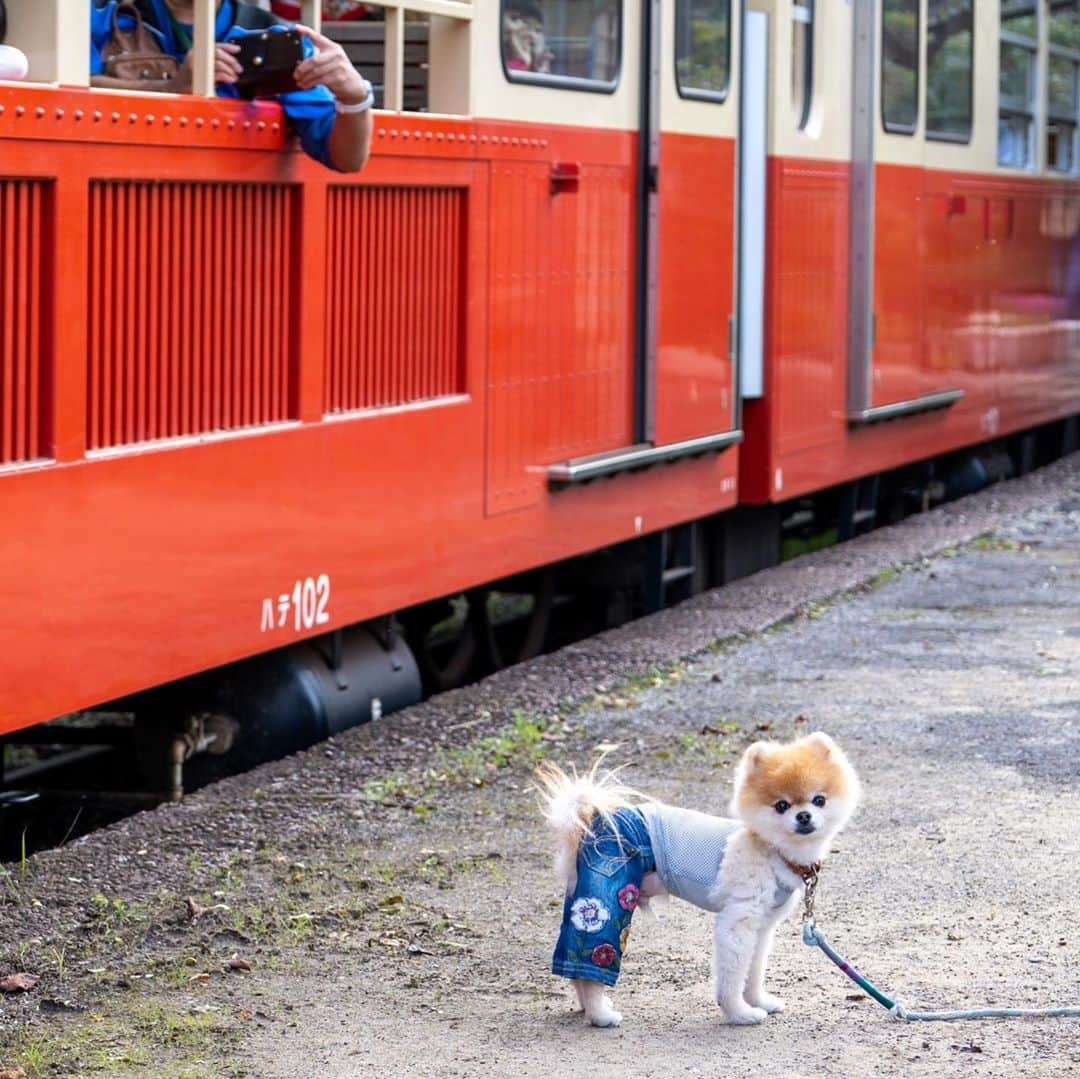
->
[797, 868, 1080, 1022]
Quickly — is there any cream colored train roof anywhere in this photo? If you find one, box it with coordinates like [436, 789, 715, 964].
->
[4, 0, 1077, 179]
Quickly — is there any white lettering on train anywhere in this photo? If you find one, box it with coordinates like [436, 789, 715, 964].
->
[260, 575, 331, 633]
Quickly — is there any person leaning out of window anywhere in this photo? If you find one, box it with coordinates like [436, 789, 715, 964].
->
[89, 0, 372, 172]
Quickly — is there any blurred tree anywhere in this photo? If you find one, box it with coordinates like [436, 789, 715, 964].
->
[675, 0, 730, 95]
[926, 1, 972, 139]
[883, 0, 918, 130]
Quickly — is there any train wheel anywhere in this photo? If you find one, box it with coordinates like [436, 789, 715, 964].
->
[472, 568, 556, 672]
[399, 596, 479, 693]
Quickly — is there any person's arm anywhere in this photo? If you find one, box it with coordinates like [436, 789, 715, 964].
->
[293, 26, 372, 174]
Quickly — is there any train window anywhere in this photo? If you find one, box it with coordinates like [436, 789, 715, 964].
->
[925, 1, 973, 142]
[674, 0, 732, 102]
[1048, 3, 1080, 172]
[501, 0, 621, 92]
[791, 1, 813, 129]
[325, 13, 429, 113]
[881, 0, 919, 134]
[1049, 1, 1080, 47]
[999, 4, 1039, 167]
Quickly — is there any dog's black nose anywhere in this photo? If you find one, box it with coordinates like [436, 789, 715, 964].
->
[796, 810, 812, 825]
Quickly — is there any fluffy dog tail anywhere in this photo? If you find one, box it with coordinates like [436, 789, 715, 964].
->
[534, 760, 639, 886]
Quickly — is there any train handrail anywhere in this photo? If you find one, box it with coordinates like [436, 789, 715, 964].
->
[547, 430, 743, 488]
[847, 389, 965, 426]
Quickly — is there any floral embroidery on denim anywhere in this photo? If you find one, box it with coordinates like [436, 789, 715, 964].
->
[570, 897, 611, 933]
[552, 806, 654, 987]
[591, 943, 617, 967]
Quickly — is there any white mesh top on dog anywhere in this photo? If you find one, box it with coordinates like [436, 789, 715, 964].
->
[640, 803, 796, 912]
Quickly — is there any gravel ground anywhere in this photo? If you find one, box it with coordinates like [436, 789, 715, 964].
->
[1, 455, 1079, 1077]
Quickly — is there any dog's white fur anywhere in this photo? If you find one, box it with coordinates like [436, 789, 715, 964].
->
[538, 733, 860, 1027]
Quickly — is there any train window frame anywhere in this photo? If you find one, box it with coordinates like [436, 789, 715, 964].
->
[998, 3, 1039, 169]
[925, 0, 973, 144]
[82, 0, 476, 112]
[4, 0, 320, 95]
[881, 0, 920, 136]
[1047, 3, 1080, 173]
[791, 0, 813, 130]
[673, 0, 732, 104]
[499, 0, 622, 96]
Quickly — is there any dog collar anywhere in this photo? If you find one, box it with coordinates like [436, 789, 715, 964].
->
[782, 857, 821, 881]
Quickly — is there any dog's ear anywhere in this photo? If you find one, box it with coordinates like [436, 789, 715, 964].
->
[741, 740, 770, 770]
[803, 731, 837, 758]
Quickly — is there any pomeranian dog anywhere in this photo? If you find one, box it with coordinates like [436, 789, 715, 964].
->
[537, 732, 860, 1027]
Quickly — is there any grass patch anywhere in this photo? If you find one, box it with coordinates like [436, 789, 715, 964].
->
[358, 709, 559, 811]
[134, 1000, 235, 1052]
[0, 829, 31, 905]
[437, 709, 551, 782]
[654, 721, 744, 768]
[361, 771, 422, 805]
[584, 663, 688, 711]
[969, 534, 1028, 552]
[7, 997, 243, 1079]
[782, 527, 839, 561]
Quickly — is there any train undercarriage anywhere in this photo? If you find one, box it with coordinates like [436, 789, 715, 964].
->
[3, 415, 1075, 862]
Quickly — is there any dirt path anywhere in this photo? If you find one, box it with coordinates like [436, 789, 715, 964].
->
[2, 460, 1078, 1078]
[239, 505, 1080, 1079]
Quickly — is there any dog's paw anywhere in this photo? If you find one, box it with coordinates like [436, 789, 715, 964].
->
[747, 992, 785, 1015]
[587, 1008, 622, 1028]
[721, 1004, 768, 1026]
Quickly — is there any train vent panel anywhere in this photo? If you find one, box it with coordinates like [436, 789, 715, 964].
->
[86, 181, 297, 450]
[0, 178, 49, 466]
[324, 185, 466, 414]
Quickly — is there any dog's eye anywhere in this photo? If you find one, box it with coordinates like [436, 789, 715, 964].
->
[812, 794, 826, 808]
[774, 800, 790, 814]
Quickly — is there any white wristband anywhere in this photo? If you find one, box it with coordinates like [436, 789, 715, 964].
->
[335, 81, 374, 114]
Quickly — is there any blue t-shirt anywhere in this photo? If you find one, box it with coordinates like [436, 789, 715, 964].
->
[89, 0, 338, 170]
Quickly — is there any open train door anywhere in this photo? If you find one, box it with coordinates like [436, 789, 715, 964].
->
[638, 1, 743, 454]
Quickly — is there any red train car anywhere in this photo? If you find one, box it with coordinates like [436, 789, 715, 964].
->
[740, 1, 1080, 505]
[0, 2, 1077, 770]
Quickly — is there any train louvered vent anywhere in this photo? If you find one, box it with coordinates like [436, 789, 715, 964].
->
[325, 186, 465, 414]
[87, 181, 295, 450]
[0, 180, 48, 466]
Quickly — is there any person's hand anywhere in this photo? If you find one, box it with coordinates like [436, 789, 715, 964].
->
[294, 25, 369, 105]
[177, 42, 242, 91]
